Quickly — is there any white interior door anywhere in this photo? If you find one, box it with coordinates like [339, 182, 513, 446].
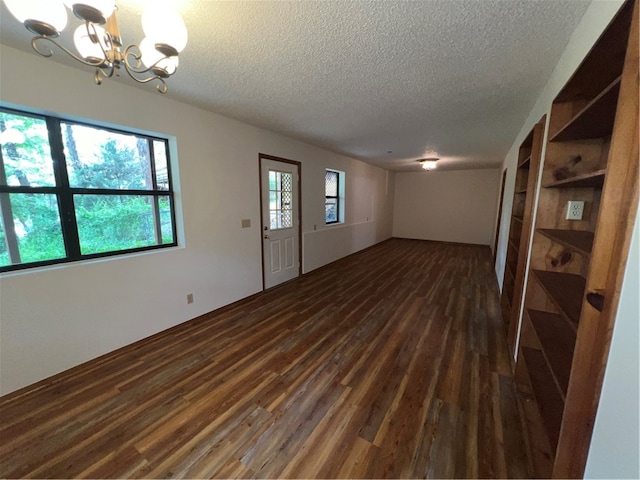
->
[261, 157, 300, 289]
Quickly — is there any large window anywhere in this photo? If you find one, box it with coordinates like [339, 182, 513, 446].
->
[325, 169, 341, 224]
[0, 108, 177, 272]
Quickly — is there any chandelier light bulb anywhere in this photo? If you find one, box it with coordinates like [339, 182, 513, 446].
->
[141, 6, 188, 53]
[140, 37, 179, 76]
[5, 0, 68, 36]
[73, 24, 108, 63]
[63, 0, 116, 24]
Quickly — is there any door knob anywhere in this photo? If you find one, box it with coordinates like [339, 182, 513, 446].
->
[264, 234, 270, 239]
[264, 226, 268, 231]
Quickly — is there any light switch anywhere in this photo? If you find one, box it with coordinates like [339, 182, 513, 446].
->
[241, 219, 251, 228]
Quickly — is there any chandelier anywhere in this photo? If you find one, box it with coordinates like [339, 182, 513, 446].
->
[3, 0, 188, 93]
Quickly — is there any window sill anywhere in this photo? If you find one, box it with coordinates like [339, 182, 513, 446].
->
[0, 244, 184, 278]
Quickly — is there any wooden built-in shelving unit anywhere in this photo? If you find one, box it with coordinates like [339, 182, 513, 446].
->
[530, 270, 585, 327]
[513, 0, 639, 477]
[550, 77, 621, 142]
[500, 118, 545, 343]
[527, 309, 575, 396]
[537, 229, 594, 257]
[542, 169, 606, 189]
[520, 347, 565, 451]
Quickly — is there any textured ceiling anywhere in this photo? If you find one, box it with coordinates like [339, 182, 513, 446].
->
[0, 0, 591, 171]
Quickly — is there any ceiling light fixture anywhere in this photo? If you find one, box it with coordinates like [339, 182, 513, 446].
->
[419, 158, 438, 170]
[3, 0, 188, 93]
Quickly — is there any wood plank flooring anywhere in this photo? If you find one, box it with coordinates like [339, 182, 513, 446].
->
[0, 238, 532, 478]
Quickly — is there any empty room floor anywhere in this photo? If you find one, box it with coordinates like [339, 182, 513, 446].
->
[0, 238, 532, 478]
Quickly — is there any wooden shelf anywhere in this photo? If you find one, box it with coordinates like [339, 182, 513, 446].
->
[508, 237, 520, 254]
[514, 1, 637, 476]
[527, 309, 577, 396]
[537, 229, 595, 257]
[551, 77, 621, 142]
[554, 0, 633, 103]
[531, 270, 586, 328]
[504, 118, 546, 349]
[503, 280, 515, 310]
[522, 347, 564, 452]
[506, 260, 517, 280]
[518, 155, 531, 168]
[501, 289, 511, 312]
[543, 169, 606, 189]
[504, 262, 516, 284]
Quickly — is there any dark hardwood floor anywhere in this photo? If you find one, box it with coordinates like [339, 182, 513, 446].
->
[0, 238, 532, 478]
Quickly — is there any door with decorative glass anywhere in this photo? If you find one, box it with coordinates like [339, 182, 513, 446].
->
[260, 155, 300, 289]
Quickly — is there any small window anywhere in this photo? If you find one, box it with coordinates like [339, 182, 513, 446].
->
[325, 169, 341, 224]
[0, 107, 177, 272]
[268, 170, 293, 230]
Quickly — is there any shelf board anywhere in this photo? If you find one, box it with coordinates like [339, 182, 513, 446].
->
[554, 0, 633, 103]
[501, 290, 512, 315]
[512, 214, 524, 223]
[543, 169, 606, 189]
[522, 347, 564, 452]
[527, 309, 577, 396]
[531, 270, 586, 328]
[551, 76, 621, 142]
[515, 187, 527, 194]
[537, 229, 595, 257]
[504, 266, 514, 283]
[518, 155, 531, 168]
[506, 261, 517, 281]
[503, 280, 515, 311]
[508, 237, 520, 254]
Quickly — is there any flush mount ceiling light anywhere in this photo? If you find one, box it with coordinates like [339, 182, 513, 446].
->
[418, 158, 438, 170]
[3, 0, 187, 93]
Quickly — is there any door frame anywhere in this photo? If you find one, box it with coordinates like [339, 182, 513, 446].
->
[258, 153, 303, 290]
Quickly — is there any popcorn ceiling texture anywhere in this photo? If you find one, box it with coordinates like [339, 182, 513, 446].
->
[0, 0, 590, 171]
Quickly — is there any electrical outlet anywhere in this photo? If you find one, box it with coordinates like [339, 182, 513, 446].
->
[566, 200, 585, 220]
[186, 293, 194, 304]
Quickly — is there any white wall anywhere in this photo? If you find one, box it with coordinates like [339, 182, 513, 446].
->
[0, 45, 394, 395]
[392, 169, 501, 245]
[492, 0, 639, 476]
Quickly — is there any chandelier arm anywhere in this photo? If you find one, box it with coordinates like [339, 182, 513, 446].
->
[31, 37, 54, 58]
[93, 65, 117, 86]
[123, 44, 144, 71]
[85, 21, 113, 66]
[121, 63, 168, 94]
[31, 36, 110, 69]
[122, 44, 178, 76]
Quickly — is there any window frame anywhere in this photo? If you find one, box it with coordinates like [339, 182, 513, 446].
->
[268, 169, 294, 231]
[0, 106, 178, 273]
[325, 169, 341, 225]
